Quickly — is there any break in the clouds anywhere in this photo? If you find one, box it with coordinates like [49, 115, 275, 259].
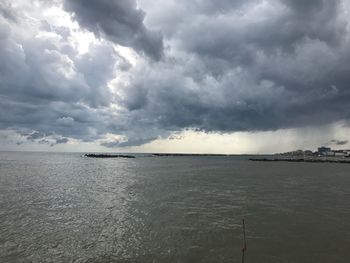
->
[1, 0, 350, 151]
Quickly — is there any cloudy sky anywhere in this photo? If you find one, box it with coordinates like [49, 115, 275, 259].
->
[1, 0, 350, 153]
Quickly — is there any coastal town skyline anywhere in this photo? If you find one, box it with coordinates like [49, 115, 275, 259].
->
[278, 145, 350, 157]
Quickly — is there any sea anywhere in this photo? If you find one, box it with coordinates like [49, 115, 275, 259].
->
[0, 151, 349, 263]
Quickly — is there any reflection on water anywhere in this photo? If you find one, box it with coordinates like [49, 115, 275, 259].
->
[0, 152, 350, 262]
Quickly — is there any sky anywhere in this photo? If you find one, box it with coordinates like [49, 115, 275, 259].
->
[1, 0, 350, 153]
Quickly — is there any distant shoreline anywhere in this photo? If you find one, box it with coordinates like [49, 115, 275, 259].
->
[250, 157, 350, 164]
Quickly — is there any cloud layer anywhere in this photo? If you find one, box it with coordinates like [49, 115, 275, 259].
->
[1, 0, 350, 149]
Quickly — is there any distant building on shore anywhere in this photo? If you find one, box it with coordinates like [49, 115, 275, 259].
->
[304, 150, 313, 156]
[277, 146, 350, 158]
[317, 147, 350, 157]
[318, 146, 333, 156]
[334, 150, 347, 157]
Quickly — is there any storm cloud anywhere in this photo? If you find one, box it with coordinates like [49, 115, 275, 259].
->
[63, 0, 163, 60]
[1, 0, 350, 148]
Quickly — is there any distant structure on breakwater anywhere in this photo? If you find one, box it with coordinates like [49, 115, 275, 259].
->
[250, 158, 350, 164]
[251, 146, 350, 163]
[276, 146, 350, 158]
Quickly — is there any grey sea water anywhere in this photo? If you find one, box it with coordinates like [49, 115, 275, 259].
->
[0, 152, 349, 263]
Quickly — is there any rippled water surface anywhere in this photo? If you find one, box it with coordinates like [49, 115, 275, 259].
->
[1, 152, 350, 262]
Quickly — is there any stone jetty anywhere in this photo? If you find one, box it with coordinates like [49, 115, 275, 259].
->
[84, 154, 135, 158]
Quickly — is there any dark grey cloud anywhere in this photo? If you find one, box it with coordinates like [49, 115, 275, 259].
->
[55, 137, 69, 144]
[0, 10, 124, 114]
[13, 128, 69, 146]
[38, 139, 51, 145]
[63, 0, 163, 60]
[1, 0, 350, 148]
[101, 137, 156, 148]
[331, 140, 348, 146]
[0, 3, 17, 23]
[116, 0, 350, 136]
[283, 0, 332, 13]
[183, 0, 257, 15]
[25, 131, 47, 141]
[177, 0, 343, 63]
[0, 4, 126, 144]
